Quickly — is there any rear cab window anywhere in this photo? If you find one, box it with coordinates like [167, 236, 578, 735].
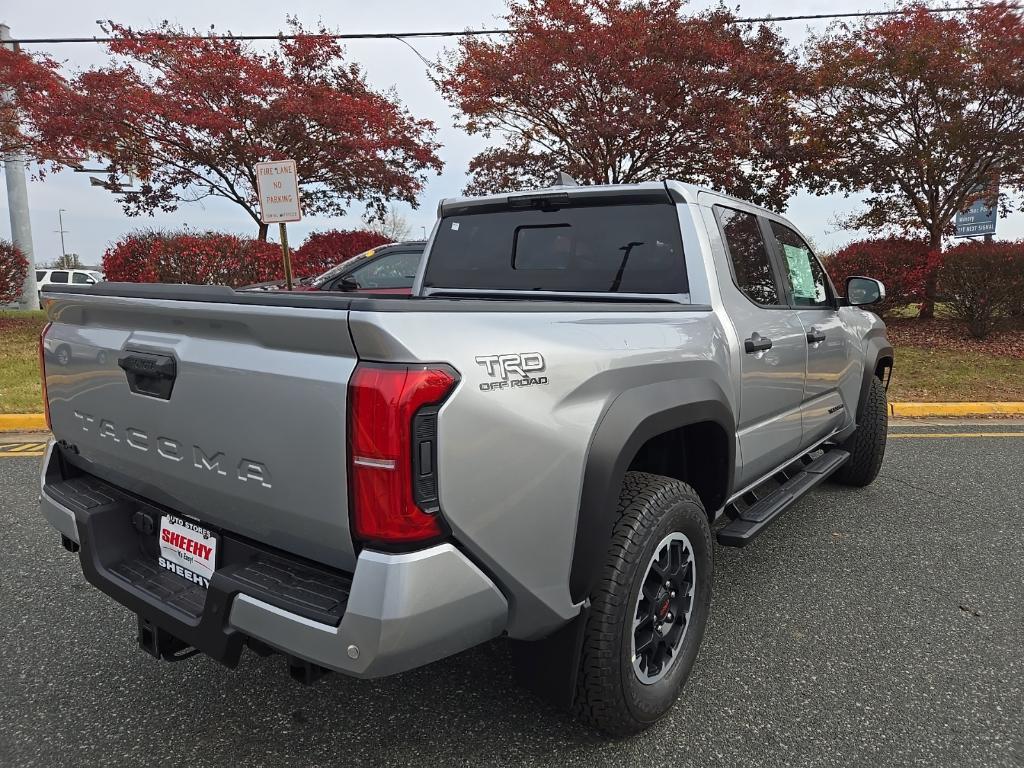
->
[424, 196, 688, 296]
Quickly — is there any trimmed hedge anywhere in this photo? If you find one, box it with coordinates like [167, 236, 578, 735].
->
[102, 230, 283, 288]
[825, 238, 938, 317]
[291, 230, 391, 278]
[939, 241, 1024, 338]
[0, 239, 29, 304]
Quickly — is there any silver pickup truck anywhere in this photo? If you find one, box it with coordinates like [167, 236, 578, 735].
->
[37, 182, 892, 736]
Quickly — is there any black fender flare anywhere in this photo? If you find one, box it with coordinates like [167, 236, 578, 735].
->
[568, 377, 735, 603]
[858, 331, 894, 424]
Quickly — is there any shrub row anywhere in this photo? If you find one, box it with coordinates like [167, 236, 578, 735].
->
[102, 230, 283, 288]
[0, 239, 29, 305]
[292, 230, 391, 277]
[825, 238, 939, 317]
[827, 238, 1024, 337]
[938, 241, 1024, 338]
[101, 228, 390, 288]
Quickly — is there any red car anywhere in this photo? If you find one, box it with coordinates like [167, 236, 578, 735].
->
[240, 241, 425, 295]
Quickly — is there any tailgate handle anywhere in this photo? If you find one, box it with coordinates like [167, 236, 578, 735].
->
[118, 351, 177, 399]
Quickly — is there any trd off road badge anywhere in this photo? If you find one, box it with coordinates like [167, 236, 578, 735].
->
[475, 352, 548, 392]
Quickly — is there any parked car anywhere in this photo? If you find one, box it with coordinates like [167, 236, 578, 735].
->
[36, 269, 103, 303]
[36, 182, 891, 736]
[240, 241, 425, 294]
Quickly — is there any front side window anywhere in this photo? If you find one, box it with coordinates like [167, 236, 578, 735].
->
[344, 250, 421, 289]
[49, 271, 69, 284]
[424, 202, 687, 295]
[715, 207, 781, 306]
[72, 272, 93, 284]
[769, 222, 830, 307]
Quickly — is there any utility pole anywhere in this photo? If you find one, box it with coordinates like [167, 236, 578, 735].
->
[56, 209, 68, 260]
[1, 24, 39, 310]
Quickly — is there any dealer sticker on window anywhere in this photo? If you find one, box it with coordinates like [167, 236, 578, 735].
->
[158, 515, 218, 588]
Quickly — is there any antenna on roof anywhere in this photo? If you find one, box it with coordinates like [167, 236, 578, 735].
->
[553, 171, 578, 187]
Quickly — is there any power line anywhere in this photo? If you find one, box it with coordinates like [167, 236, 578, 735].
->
[5, 5, 1014, 45]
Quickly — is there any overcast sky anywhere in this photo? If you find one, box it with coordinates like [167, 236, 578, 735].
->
[2, 1, 1021, 267]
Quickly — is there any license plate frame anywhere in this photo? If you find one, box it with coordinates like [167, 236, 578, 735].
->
[157, 514, 219, 589]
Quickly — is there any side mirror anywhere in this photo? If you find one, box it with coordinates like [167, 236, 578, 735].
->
[846, 276, 885, 307]
[335, 276, 360, 292]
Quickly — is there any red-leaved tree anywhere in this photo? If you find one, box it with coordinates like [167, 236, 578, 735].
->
[292, 230, 391, 277]
[802, 2, 1024, 317]
[0, 239, 29, 305]
[0, 46, 86, 164]
[437, 0, 804, 208]
[11, 21, 442, 240]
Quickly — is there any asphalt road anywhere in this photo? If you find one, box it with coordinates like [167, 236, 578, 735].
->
[1, 424, 1021, 767]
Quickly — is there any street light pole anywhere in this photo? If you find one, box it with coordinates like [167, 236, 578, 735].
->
[56, 209, 68, 261]
[1, 24, 39, 310]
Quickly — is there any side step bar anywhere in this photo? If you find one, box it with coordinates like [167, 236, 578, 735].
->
[717, 448, 850, 547]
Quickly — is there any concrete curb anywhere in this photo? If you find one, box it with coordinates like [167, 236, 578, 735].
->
[889, 402, 1024, 417]
[0, 414, 47, 432]
[4, 402, 1024, 432]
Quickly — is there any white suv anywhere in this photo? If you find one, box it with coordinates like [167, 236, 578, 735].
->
[36, 269, 104, 300]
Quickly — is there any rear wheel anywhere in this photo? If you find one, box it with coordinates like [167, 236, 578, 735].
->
[833, 375, 888, 487]
[574, 472, 713, 736]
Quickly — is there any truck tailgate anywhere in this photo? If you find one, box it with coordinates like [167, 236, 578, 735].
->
[43, 290, 358, 571]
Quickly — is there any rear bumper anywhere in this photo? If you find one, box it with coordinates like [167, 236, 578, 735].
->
[39, 441, 508, 678]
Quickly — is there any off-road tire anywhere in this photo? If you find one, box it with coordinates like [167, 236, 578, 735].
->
[573, 472, 713, 737]
[833, 375, 888, 487]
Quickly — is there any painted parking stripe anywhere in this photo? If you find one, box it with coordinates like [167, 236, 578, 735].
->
[9, 443, 46, 452]
[888, 432, 1024, 439]
[0, 441, 47, 458]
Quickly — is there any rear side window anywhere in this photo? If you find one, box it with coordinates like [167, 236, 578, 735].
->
[715, 207, 782, 306]
[49, 271, 69, 284]
[36, 270, 46, 281]
[424, 202, 687, 295]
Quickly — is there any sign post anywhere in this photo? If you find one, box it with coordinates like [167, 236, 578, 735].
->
[255, 160, 302, 290]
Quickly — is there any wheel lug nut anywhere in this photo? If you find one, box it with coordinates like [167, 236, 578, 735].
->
[664, 612, 673, 622]
[664, 580, 671, 588]
[670, 591, 676, 598]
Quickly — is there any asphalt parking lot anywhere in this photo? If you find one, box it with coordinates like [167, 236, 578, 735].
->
[1, 423, 1021, 767]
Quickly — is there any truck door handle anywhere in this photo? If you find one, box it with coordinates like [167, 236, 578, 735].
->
[744, 333, 773, 354]
[806, 328, 827, 344]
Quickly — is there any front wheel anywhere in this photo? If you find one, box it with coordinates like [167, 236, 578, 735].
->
[833, 376, 888, 487]
[573, 472, 713, 737]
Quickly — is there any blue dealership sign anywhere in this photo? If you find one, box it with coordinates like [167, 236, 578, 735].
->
[954, 193, 997, 238]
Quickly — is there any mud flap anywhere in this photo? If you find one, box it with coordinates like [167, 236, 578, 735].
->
[510, 603, 590, 710]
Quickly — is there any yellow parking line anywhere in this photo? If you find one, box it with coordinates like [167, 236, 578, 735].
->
[0, 450, 44, 458]
[6, 443, 45, 452]
[888, 432, 1024, 439]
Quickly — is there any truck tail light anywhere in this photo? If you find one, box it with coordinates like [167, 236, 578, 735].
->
[348, 363, 457, 545]
[39, 322, 52, 430]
